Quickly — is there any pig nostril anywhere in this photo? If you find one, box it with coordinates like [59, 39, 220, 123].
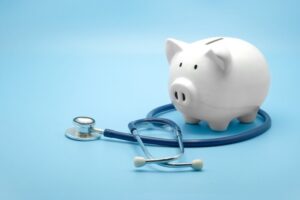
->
[174, 92, 178, 100]
[182, 93, 186, 101]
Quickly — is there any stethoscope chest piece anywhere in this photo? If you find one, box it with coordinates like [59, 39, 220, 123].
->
[65, 116, 101, 141]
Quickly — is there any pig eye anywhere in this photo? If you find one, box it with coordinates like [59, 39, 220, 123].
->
[179, 62, 182, 67]
[194, 65, 198, 70]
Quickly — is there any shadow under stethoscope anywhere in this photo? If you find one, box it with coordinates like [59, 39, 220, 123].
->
[133, 165, 206, 173]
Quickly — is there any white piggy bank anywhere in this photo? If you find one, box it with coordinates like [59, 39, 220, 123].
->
[166, 37, 270, 131]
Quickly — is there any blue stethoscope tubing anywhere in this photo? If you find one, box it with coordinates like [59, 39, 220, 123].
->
[103, 104, 271, 148]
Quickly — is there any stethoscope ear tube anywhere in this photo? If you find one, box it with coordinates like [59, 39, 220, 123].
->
[128, 118, 181, 134]
[103, 129, 181, 147]
[104, 117, 183, 147]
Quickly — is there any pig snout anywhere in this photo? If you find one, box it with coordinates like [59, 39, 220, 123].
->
[170, 77, 196, 106]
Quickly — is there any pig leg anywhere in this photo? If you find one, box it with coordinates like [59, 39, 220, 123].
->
[208, 120, 230, 131]
[183, 115, 200, 124]
[238, 108, 259, 123]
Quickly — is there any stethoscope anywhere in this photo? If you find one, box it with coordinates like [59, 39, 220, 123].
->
[65, 104, 271, 171]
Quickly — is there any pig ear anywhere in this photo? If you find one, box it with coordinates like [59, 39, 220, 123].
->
[166, 38, 187, 64]
[205, 47, 230, 71]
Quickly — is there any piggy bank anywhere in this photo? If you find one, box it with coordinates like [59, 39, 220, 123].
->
[166, 37, 270, 131]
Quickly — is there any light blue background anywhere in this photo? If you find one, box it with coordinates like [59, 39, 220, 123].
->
[0, 0, 299, 199]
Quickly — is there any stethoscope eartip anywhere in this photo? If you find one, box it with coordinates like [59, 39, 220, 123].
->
[133, 156, 146, 167]
[191, 159, 203, 171]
